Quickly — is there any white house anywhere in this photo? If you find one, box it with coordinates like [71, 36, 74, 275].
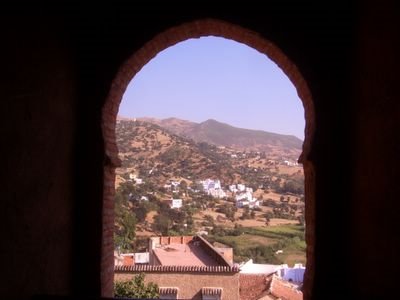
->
[236, 199, 260, 209]
[201, 179, 222, 191]
[228, 184, 238, 193]
[235, 191, 260, 208]
[235, 191, 253, 202]
[239, 260, 306, 284]
[239, 259, 281, 275]
[229, 183, 250, 194]
[200, 179, 226, 198]
[249, 200, 260, 209]
[236, 200, 250, 208]
[170, 181, 180, 191]
[170, 199, 182, 209]
[134, 252, 150, 264]
[283, 160, 299, 166]
[208, 188, 226, 199]
[277, 263, 305, 284]
[237, 184, 246, 192]
[129, 173, 143, 184]
[245, 187, 253, 193]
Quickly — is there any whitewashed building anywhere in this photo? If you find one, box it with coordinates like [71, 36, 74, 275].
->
[237, 184, 246, 192]
[277, 263, 305, 284]
[235, 191, 259, 208]
[200, 179, 226, 199]
[170, 199, 183, 209]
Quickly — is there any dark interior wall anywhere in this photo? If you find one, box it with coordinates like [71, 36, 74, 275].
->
[352, 0, 400, 297]
[1, 13, 76, 299]
[1, 1, 399, 299]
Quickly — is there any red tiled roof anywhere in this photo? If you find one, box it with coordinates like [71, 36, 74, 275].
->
[114, 265, 239, 273]
[270, 275, 303, 300]
[239, 274, 273, 300]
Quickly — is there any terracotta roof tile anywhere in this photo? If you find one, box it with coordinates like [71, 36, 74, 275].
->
[159, 287, 178, 294]
[202, 287, 223, 296]
[114, 265, 239, 273]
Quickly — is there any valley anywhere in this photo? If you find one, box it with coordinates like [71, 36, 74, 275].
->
[115, 117, 306, 266]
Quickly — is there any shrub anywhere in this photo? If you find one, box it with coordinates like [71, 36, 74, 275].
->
[114, 273, 159, 299]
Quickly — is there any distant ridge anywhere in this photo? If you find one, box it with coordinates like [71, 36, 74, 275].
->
[133, 116, 303, 152]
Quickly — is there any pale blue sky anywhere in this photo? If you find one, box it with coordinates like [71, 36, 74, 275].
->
[119, 37, 305, 140]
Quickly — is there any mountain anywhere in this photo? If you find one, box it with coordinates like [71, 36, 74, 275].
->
[136, 117, 303, 153]
[138, 117, 197, 136]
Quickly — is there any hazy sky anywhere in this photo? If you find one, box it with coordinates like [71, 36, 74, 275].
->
[119, 37, 305, 140]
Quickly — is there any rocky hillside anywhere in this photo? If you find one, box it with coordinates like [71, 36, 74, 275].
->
[116, 119, 302, 189]
[116, 119, 237, 184]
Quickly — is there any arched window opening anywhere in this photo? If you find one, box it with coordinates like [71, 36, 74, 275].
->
[102, 19, 314, 299]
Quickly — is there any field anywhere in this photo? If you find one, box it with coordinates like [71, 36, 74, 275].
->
[207, 224, 306, 266]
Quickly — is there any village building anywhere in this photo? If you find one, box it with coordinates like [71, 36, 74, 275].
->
[140, 195, 149, 201]
[235, 191, 260, 208]
[200, 179, 227, 199]
[114, 252, 150, 266]
[283, 160, 299, 167]
[237, 184, 246, 192]
[164, 180, 181, 192]
[228, 184, 238, 193]
[239, 259, 281, 275]
[269, 275, 303, 300]
[277, 263, 305, 284]
[115, 235, 239, 299]
[237, 259, 305, 300]
[129, 173, 144, 184]
[165, 198, 182, 209]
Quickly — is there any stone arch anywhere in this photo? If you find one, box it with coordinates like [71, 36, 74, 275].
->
[101, 18, 315, 298]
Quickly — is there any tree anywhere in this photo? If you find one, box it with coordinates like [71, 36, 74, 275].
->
[115, 197, 137, 252]
[179, 180, 188, 191]
[114, 273, 159, 298]
[241, 206, 250, 220]
[134, 205, 148, 223]
[203, 215, 215, 226]
[264, 211, 273, 226]
[153, 214, 172, 235]
[121, 211, 137, 250]
[232, 223, 244, 236]
[217, 203, 236, 221]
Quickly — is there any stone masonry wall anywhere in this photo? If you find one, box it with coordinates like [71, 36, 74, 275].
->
[115, 271, 239, 300]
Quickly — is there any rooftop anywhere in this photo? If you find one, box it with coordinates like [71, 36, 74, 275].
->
[153, 242, 219, 266]
[115, 265, 239, 273]
[239, 259, 280, 275]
